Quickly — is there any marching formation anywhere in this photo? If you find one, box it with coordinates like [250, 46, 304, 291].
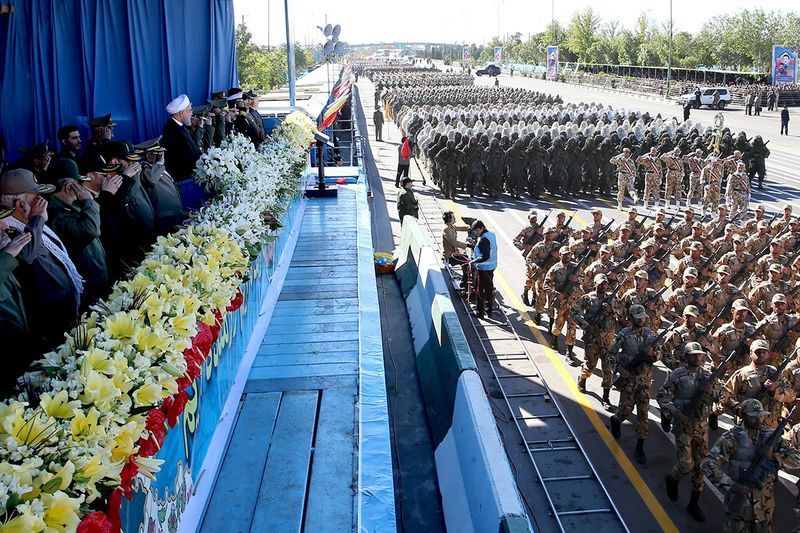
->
[368, 64, 799, 531]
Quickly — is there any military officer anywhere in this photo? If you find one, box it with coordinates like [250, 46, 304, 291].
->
[544, 246, 583, 361]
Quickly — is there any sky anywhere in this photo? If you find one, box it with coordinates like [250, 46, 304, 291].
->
[233, 0, 787, 48]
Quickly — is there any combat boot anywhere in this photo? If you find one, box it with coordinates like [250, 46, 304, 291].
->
[665, 474, 679, 501]
[708, 413, 718, 430]
[634, 439, 646, 464]
[521, 291, 530, 307]
[610, 416, 621, 439]
[566, 345, 579, 366]
[601, 388, 613, 411]
[577, 377, 587, 393]
[687, 490, 705, 522]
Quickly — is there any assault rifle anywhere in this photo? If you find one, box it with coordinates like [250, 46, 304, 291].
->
[555, 214, 574, 243]
[682, 349, 738, 423]
[579, 219, 617, 262]
[725, 406, 797, 517]
[717, 320, 770, 368]
[611, 322, 677, 389]
[581, 276, 627, 342]
[754, 346, 799, 402]
[556, 253, 590, 295]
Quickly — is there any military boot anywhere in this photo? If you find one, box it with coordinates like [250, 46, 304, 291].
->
[521, 291, 530, 307]
[687, 490, 705, 522]
[708, 413, 718, 431]
[577, 377, 587, 393]
[665, 474, 679, 501]
[566, 345, 580, 366]
[610, 416, 621, 439]
[601, 388, 613, 411]
[634, 439, 646, 464]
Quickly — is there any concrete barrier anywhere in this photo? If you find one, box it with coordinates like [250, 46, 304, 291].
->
[394, 217, 533, 533]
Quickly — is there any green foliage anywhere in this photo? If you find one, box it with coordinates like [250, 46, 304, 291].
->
[478, 8, 800, 72]
[235, 22, 315, 90]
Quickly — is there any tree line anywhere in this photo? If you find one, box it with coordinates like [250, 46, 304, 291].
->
[422, 8, 800, 73]
[235, 22, 316, 90]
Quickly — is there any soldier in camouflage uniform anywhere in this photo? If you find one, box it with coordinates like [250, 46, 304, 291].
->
[617, 270, 666, 329]
[757, 293, 800, 364]
[744, 220, 772, 257]
[726, 162, 751, 219]
[636, 146, 663, 210]
[573, 274, 618, 409]
[610, 148, 638, 210]
[753, 240, 789, 285]
[513, 210, 544, 257]
[701, 153, 725, 214]
[702, 398, 800, 532]
[674, 207, 698, 241]
[770, 203, 793, 236]
[658, 342, 722, 523]
[717, 236, 753, 284]
[719, 339, 793, 429]
[522, 227, 559, 320]
[710, 299, 756, 371]
[683, 148, 706, 207]
[748, 265, 791, 321]
[544, 246, 583, 361]
[661, 147, 684, 208]
[705, 265, 743, 327]
[484, 138, 505, 198]
[609, 304, 661, 463]
[661, 305, 710, 370]
[582, 244, 619, 292]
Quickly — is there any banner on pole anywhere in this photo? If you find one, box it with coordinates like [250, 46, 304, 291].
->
[494, 46, 502, 63]
[462, 46, 470, 63]
[772, 45, 798, 85]
[546, 45, 559, 80]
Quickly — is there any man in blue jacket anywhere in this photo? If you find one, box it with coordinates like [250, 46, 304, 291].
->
[470, 219, 497, 319]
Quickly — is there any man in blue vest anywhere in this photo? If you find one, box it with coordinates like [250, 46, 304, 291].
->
[469, 219, 496, 319]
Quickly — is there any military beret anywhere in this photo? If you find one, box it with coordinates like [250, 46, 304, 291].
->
[86, 113, 116, 128]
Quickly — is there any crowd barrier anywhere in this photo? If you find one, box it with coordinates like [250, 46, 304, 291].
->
[394, 217, 533, 533]
[119, 190, 306, 533]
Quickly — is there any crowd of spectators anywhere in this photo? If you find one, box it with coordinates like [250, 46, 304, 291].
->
[0, 87, 267, 395]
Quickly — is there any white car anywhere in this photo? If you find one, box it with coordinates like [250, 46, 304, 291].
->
[679, 87, 732, 109]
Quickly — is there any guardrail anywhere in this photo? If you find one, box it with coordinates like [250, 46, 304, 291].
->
[394, 217, 533, 533]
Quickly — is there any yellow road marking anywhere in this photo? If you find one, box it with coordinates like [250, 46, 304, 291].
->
[445, 198, 680, 533]
[541, 193, 588, 226]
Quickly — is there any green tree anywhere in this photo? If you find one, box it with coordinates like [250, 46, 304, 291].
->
[565, 8, 602, 63]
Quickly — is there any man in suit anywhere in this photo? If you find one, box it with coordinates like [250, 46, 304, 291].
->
[246, 90, 266, 145]
[781, 104, 790, 136]
[161, 94, 202, 183]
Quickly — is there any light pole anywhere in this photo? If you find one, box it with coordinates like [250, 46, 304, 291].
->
[284, 0, 296, 106]
[667, 0, 673, 98]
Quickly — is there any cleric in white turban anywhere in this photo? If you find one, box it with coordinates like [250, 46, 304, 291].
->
[160, 94, 201, 182]
[166, 94, 191, 116]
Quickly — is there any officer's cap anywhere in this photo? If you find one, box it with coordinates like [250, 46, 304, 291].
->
[86, 113, 116, 128]
[739, 398, 770, 418]
[629, 304, 648, 320]
[772, 293, 787, 304]
[133, 136, 166, 153]
[683, 305, 699, 317]
[18, 141, 53, 158]
[684, 341, 705, 355]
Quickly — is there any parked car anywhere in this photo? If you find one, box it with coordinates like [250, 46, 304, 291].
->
[678, 87, 732, 109]
[476, 64, 501, 77]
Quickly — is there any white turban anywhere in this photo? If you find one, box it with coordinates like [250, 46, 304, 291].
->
[166, 94, 190, 115]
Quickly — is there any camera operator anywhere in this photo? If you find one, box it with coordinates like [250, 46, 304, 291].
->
[469, 219, 497, 318]
[442, 211, 470, 291]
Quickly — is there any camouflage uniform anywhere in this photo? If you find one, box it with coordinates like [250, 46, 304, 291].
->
[513, 222, 543, 256]
[702, 417, 800, 532]
[720, 363, 793, 429]
[758, 310, 800, 360]
[543, 258, 583, 346]
[661, 320, 709, 370]
[636, 152, 663, 209]
[701, 157, 724, 213]
[661, 151, 684, 205]
[523, 237, 559, 314]
[657, 363, 722, 492]
[753, 252, 788, 284]
[710, 320, 756, 368]
[744, 227, 771, 257]
[748, 279, 791, 321]
[616, 285, 665, 330]
[682, 153, 705, 206]
[581, 256, 617, 292]
[725, 170, 751, 219]
[609, 325, 658, 439]
[610, 153, 637, 209]
[573, 290, 617, 389]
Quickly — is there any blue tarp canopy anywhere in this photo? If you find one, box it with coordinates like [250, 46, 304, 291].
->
[0, 0, 238, 162]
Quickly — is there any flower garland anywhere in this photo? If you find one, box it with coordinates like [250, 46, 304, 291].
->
[0, 112, 315, 532]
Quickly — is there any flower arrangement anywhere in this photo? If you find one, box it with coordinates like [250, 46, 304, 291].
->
[0, 112, 315, 532]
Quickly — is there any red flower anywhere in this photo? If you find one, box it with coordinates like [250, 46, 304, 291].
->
[119, 459, 139, 500]
[136, 436, 159, 458]
[77, 511, 114, 533]
[166, 390, 189, 428]
[145, 409, 166, 445]
[176, 375, 191, 391]
[226, 289, 244, 311]
[106, 489, 122, 533]
[191, 323, 214, 357]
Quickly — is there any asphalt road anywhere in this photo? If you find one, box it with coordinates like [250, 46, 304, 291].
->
[359, 74, 800, 532]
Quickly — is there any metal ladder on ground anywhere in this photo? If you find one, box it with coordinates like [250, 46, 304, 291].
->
[415, 190, 629, 533]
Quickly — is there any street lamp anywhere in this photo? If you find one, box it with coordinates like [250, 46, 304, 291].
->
[667, 0, 673, 98]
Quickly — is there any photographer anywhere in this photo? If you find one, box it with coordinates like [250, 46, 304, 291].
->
[469, 219, 497, 319]
[442, 211, 470, 290]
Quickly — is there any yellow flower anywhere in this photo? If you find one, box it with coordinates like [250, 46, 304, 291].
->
[106, 311, 136, 339]
[0, 402, 25, 436]
[39, 390, 79, 420]
[170, 314, 196, 337]
[80, 348, 114, 375]
[133, 326, 172, 354]
[134, 456, 164, 480]
[70, 408, 101, 438]
[0, 510, 40, 533]
[132, 382, 163, 407]
[41, 490, 83, 531]
[110, 421, 142, 462]
[80, 371, 119, 407]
